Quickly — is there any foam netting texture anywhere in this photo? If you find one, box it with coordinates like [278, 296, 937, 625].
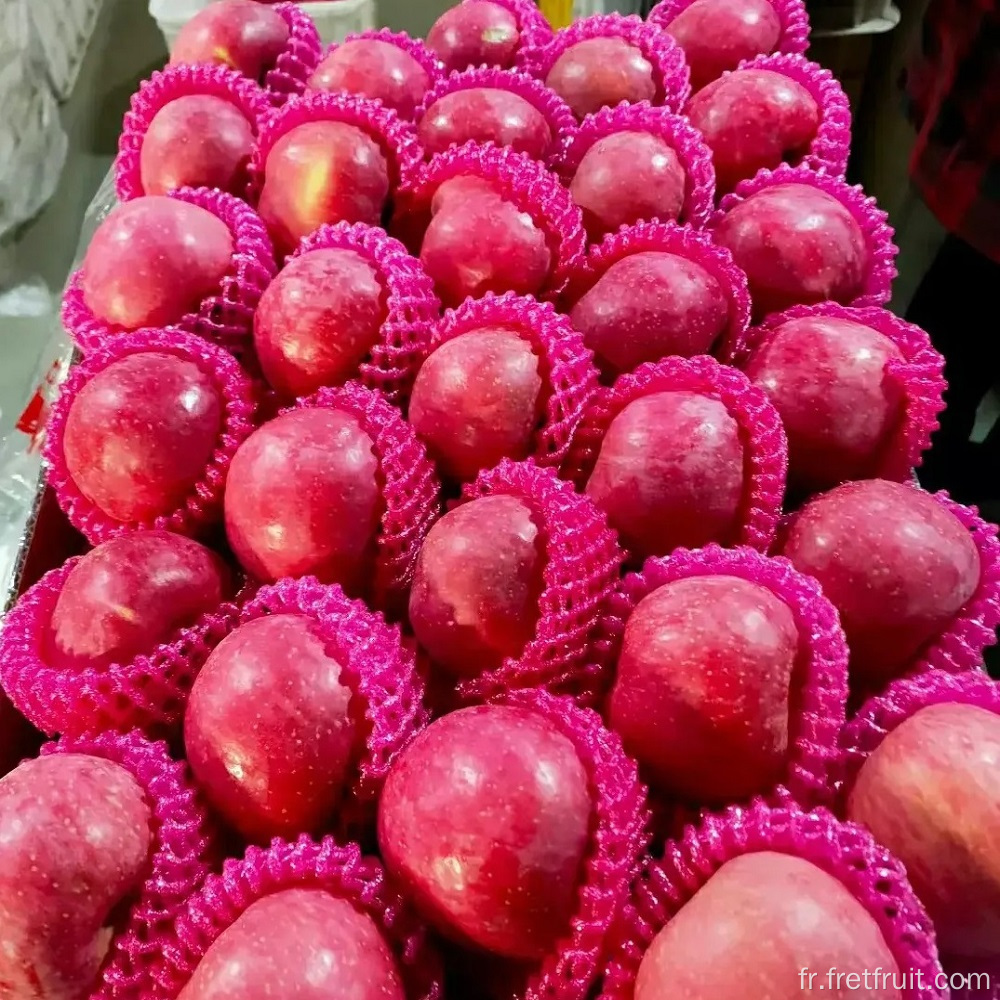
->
[262, 2, 324, 105]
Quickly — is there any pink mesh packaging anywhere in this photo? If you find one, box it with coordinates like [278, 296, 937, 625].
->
[725, 52, 852, 179]
[436, 459, 623, 706]
[309, 29, 444, 114]
[564, 220, 751, 363]
[394, 141, 587, 301]
[647, 0, 811, 58]
[417, 293, 600, 473]
[491, 689, 649, 1000]
[39, 729, 214, 1000]
[414, 67, 577, 166]
[557, 102, 715, 228]
[188, 576, 429, 838]
[563, 354, 787, 552]
[44, 328, 258, 545]
[261, 2, 323, 105]
[62, 187, 276, 357]
[709, 163, 898, 310]
[0, 556, 243, 738]
[739, 302, 946, 482]
[275, 222, 441, 406]
[601, 801, 945, 1000]
[517, 14, 692, 115]
[148, 837, 442, 999]
[604, 544, 849, 809]
[115, 64, 273, 202]
[292, 382, 441, 612]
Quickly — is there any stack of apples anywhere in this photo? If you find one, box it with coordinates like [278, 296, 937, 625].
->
[1, 0, 999, 998]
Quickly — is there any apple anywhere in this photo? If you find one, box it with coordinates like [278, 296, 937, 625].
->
[408, 328, 544, 481]
[45, 531, 228, 672]
[661, 0, 783, 92]
[0, 754, 152, 1000]
[569, 132, 686, 239]
[634, 852, 901, 999]
[177, 888, 405, 1000]
[778, 480, 981, 688]
[139, 95, 255, 197]
[426, 1, 521, 72]
[418, 88, 552, 160]
[585, 391, 745, 558]
[308, 39, 431, 118]
[609, 575, 797, 802]
[81, 197, 233, 330]
[378, 704, 590, 959]
[408, 495, 545, 679]
[185, 614, 358, 842]
[257, 122, 391, 259]
[63, 352, 224, 523]
[743, 315, 906, 493]
[170, 0, 290, 82]
[419, 183, 551, 307]
[847, 702, 1000, 960]
[545, 37, 657, 118]
[253, 247, 387, 398]
[224, 407, 382, 589]
[570, 251, 729, 377]
[686, 69, 820, 194]
[712, 183, 867, 320]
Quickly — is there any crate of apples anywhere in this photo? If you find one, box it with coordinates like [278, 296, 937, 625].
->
[2, 0, 1000, 998]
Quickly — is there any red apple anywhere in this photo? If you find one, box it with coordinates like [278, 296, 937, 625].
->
[570, 251, 729, 376]
[778, 480, 981, 687]
[254, 248, 387, 398]
[585, 391, 745, 558]
[224, 407, 382, 589]
[712, 183, 867, 320]
[426, 1, 521, 72]
[139, 95, 255, 198]
[419, 185, 551, 307]
[81, 197, 233, 330]
[609, 575, 796, 801]
[308, 39, 431, 118]
[408, 495, 545, 679]
[45, 531, 228, 672]
[185, 614, 358, 842]
[847, 702, 1000, 960]
[686, 69, 820, 194]
[743, 315, 906, 493]
[545, 37, 657, 118]
[663, 0, 783, 92]
[418, 88, 552, 160]
[170, 0, 290, 82]
[634, 852, 901, 999]
[408, 329, 544, 481]
[569, 132, 686, 239]
[257, 122, 391, 258]
[177, 888, 406, 1000]
[63, 352, 224, 523]
[378, 704, 590, 959]
[0, 754, 153, 999]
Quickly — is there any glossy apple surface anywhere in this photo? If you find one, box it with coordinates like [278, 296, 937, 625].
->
[254, 248, 387, 398]
[609, 575, 797, 801]
[778, 479, 981, 687]
[586, 391, 745, 558]
[426, 1, 521, 71]
[81, 197, 233, 330]
[634, 852, 901, 999]
[545, 37, 656, 118]
[570, 251, 729, 377]
[63, 352, 223, 523]
[408, 495, 545, 679]
[224, 407, 381, 589]
[378, 704, 590, 959]
[47, 531, 228, 672]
